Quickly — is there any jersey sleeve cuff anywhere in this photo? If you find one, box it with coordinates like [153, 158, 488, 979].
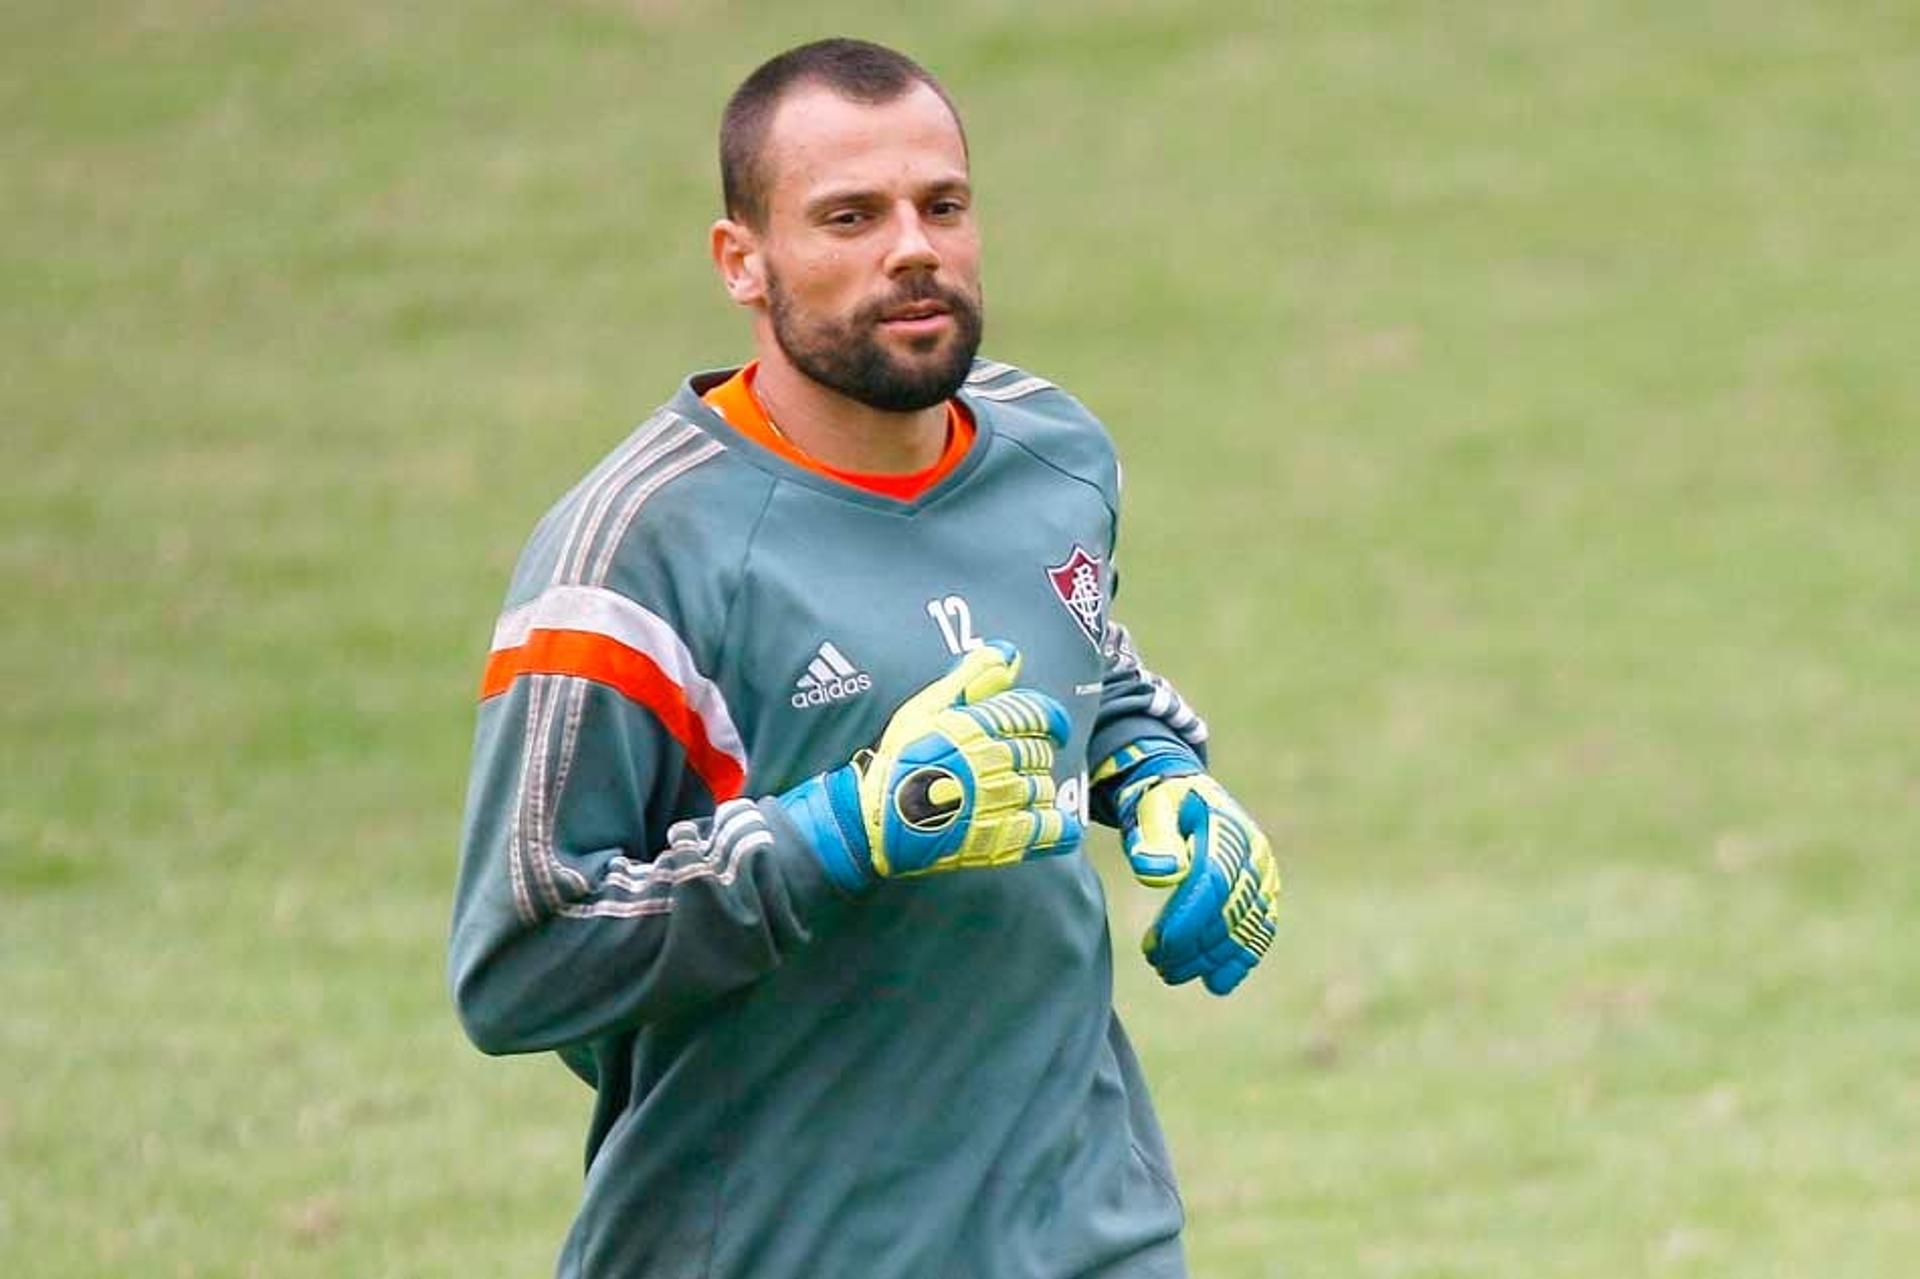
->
[755, 797, 872, 914]
[1087, 714, 1209, 787]
[1087, 730, 1206, 828]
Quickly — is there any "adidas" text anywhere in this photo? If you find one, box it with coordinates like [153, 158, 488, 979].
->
[791, 672, 873, 709]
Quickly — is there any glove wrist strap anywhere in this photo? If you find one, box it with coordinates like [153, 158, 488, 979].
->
[776, 765, 876, 894]
[1090, 737, 1204, 826]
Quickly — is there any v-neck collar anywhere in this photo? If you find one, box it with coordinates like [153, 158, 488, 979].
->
[673, 368, 997, 516]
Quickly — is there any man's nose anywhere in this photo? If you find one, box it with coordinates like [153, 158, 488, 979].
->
[882, 202, 940, 275]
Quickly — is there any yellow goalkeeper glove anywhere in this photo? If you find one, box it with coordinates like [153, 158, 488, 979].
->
[780, 641, 1082, 892]
[1095, 741, 1281, 994]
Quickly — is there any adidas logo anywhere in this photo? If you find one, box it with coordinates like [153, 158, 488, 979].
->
[790, 640, 874, 709]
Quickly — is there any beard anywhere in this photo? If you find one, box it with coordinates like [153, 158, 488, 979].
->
[767, 270, 984, 413]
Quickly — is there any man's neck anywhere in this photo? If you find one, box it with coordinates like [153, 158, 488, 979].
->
[750, 349, 949, 476]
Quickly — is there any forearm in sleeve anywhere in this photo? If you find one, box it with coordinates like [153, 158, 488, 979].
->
[448, 678, 847, 1056]
[1087, 618, 1212, 826]
[1088, 618, 1209, 770]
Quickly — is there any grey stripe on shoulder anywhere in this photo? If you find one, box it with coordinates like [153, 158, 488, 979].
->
[966, 359, 1019, 384]
[590, 429, 726, 586]
[551, 410, 683, 587]
[548, 411, 728, 588]
[965, 359, 1058, 402]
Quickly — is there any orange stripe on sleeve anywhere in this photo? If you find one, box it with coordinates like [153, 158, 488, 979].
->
[481, 629, 747, 801]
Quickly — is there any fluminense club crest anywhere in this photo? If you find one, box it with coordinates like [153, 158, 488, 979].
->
[1046, 545, 1106, 648]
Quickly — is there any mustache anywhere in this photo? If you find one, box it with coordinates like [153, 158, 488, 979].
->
[858, 277, 977, 325]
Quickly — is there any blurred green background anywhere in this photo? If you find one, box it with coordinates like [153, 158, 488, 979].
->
[4, 2, 1917, 1275]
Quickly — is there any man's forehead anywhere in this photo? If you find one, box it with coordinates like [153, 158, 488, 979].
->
[762, 82, 969, 206]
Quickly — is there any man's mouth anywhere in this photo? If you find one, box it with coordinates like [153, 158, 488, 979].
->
[882, 300, 950, 323]
[878, 299, 954, 337]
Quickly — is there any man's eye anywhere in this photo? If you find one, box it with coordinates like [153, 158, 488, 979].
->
[929, 200, 968, 219]
[826, 210, 869, 228]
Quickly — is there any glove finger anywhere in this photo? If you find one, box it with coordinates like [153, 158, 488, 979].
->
[1146, 916, 1225, 978]
[1176, 775, 1249, 834]
[1249, 833, 1284, 921]
[1142, 859, 1227, 969]
[1150, 864, 1276, 991]
[997, 804, 1082, 860]
[1231, 914, 1278, 961]
[1201, 954, 1253, 996]
[1155, 948, 1215, 986]
[1029, 805, 1084, 858]
[954, 742, 1060, 812]
[1155, 927, 1252, 989]
[960, 730, 1053, 781]
[1177, 784, 1224, 853]
[1155, 962, 1203, 988]
[975, 769, 1053, 815]
[1122, 822, 1187, 886]
[958, 689, 1071, 747]
[948, 640, 1020, 705]
[1224, 861, 1280, 929]
[1125, 781, 1192, 887]
[1001, 735, 1056, 775]
[1154, 896, 1273, 980]
[1145, 930, 1231, 989]
[1138, 776, 1280, 993]
[1191, 807, 1267, 908]
[1217, 842, 1281, 960]
[895, 643, 1017, 729]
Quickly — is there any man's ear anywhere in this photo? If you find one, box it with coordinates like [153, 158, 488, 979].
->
[710, 218, 767, 307]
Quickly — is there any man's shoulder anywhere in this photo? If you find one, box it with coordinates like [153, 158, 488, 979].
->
[966, 358, 1120, 510]
[963, 358, 1067, 404]
[504, 395, 770, 612]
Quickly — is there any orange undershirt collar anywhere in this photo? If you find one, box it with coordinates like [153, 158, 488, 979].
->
[702, 363, 975, 502]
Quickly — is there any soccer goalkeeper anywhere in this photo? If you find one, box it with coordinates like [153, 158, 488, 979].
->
[449, 37, 1281, 1279]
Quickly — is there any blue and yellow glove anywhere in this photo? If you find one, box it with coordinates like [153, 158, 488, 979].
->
[1094, 740, 1281, 995]
[780, 641, 1082, 893]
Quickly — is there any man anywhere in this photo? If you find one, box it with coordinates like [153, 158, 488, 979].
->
[450, 38, 1281, 1279]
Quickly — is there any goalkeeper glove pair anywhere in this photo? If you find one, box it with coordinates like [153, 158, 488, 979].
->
[1093, 739, 1281, 996]
[779, 641, 1081, 893]
[778, 645, 1281, 997]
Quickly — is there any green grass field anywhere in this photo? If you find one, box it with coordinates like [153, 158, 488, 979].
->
[5, 2, 1918, 1274]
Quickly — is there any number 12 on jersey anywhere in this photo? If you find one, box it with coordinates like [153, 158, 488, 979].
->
[925, 594, 983, 656]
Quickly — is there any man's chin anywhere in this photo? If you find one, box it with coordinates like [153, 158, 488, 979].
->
[863, 333, 970, 386]
[873, 321, 957, 358]
[847, 356, 973, 413]
[777, 317, 980, 413]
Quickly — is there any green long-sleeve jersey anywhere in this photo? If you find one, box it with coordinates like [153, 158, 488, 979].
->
[449, 359, 1213, 1278]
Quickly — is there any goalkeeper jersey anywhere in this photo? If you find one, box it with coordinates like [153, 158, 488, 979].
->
[450, 358, 1212, 1279]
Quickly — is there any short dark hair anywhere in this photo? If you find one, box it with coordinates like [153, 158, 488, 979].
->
[720, 38, 965, 228]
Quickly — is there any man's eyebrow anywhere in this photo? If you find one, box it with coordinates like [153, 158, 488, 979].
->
[804, 176, 972, 217]
[804, 187, 887, 216]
